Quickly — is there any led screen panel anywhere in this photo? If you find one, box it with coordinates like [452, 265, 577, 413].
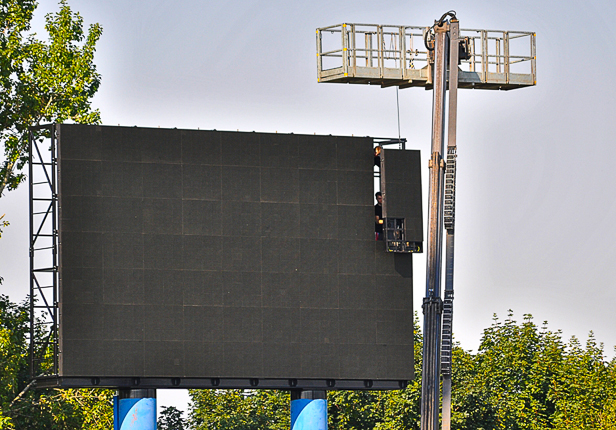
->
[56, 124, 421, 388]
[381, 148, 424, 243]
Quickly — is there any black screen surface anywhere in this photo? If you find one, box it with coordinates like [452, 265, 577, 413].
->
[57, 125, 418, 387]
[381, 149, 423, 243]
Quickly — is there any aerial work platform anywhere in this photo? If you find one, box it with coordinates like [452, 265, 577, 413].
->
[316, 23, 536, 90]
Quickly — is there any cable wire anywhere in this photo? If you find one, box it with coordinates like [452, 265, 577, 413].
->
[424, 10, 457, 51]
[437, 10, 457, 26]
[396, 87, 401, 149]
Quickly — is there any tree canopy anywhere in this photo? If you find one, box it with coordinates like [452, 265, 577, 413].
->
[0, 0, 102, 196]
[158, 406, 187, 430]
[451, 312, 616, 429]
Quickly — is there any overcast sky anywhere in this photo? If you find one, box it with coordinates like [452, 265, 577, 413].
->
[2, 0, 615, 415]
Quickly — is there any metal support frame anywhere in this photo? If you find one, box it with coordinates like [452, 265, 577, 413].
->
[28, 124, 59, 379]
[373, 137, 407, 181]
[373, 138, 420, 254]
[420, 21, 448, 430]
[441, 18, 461, 430]
[421, 16, 463, 430]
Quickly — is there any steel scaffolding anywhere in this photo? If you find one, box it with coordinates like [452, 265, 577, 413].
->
[28, 124, 59, 378]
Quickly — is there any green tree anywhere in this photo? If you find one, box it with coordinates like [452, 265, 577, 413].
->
[0, 0, 102, 196]
[451, 312, 564, 429]
[189, 389, 290, 430]
[328, 391, 383, 429]
[451, 312, 616, 430]
[0, 294, 113, 429]
[550, 335, 616, 429]
[158, 406, 187, 430]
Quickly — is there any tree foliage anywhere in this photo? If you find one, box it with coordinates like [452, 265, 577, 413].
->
[0, 214, 8, 239]
[0, 294, 113, 429]
[0, 0, 102, 196]
[189, 389, 290, 430]
[451, 312, 616, 429]
[158, 406, 187, 430]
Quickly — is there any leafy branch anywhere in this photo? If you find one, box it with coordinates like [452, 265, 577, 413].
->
[0, 0, 102, 196]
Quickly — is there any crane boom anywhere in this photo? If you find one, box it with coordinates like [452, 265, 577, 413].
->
[316, 13, 536, 430]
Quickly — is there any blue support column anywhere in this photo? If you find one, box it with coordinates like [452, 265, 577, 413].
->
[114, 389, 157, 430]
[291, 390, 327, 430]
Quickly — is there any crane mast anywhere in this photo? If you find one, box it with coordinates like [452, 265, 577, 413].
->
[316, 13, 536, 430]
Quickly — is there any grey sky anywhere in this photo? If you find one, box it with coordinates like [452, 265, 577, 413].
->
[2, 0, 616, 414]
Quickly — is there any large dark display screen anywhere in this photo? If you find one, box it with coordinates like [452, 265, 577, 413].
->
[55, 125, 422, 389]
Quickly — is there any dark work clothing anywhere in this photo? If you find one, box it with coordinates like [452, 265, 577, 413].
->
[375, 204, 383, 237]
